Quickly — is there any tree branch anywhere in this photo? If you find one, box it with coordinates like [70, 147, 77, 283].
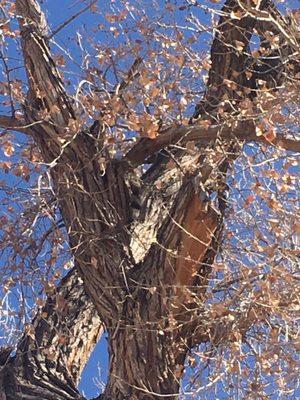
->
[16, 0, 75, 138]
[1, 268, 103, 399]
[125, 0, 299, 167]
[0, 114, 32, 134]
[16, 0, 135, 326]
[49, 0, 98, 40]
[124, 122, 300, 167]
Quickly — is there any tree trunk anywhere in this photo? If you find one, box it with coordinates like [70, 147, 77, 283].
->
[0, 0, 297, 399]
[104, 320, 181, 399]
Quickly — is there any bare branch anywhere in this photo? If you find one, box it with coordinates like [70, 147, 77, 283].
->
[124, 122, 300, 167]
[0, 114, 32, 134]
[1, 268, 103, 399]
[49, 0, 98, 40]
[16, 0, 76, 135]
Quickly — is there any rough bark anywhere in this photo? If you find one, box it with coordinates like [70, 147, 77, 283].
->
[1, 0, 298, 399]
[0, 268, 102, 399]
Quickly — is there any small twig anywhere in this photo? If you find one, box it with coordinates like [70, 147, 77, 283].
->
[113, 57, 143, 94]
[48, 0, 98, 40]
[0, 114, 33, 134]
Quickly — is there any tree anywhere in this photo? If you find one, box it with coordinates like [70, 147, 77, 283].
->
[0, 0, 299, 398]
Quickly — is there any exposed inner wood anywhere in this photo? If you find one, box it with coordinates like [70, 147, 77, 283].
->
[175, 193, 218, 288]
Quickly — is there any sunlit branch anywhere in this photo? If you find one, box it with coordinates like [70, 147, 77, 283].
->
[124, 122, 300, 167]
[0, 114, 32, 134]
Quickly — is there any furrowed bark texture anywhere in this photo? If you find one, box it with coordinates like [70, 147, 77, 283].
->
[0, 268, 102, 399]
[1, 0, 298, 399]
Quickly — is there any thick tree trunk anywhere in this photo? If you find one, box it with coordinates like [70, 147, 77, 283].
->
[1, 0, 297, 399]
[104, 321, 181, 399]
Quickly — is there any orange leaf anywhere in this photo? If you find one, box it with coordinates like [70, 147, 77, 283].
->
[3, 141, 15, 157]
[264, 127, 277, 142]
